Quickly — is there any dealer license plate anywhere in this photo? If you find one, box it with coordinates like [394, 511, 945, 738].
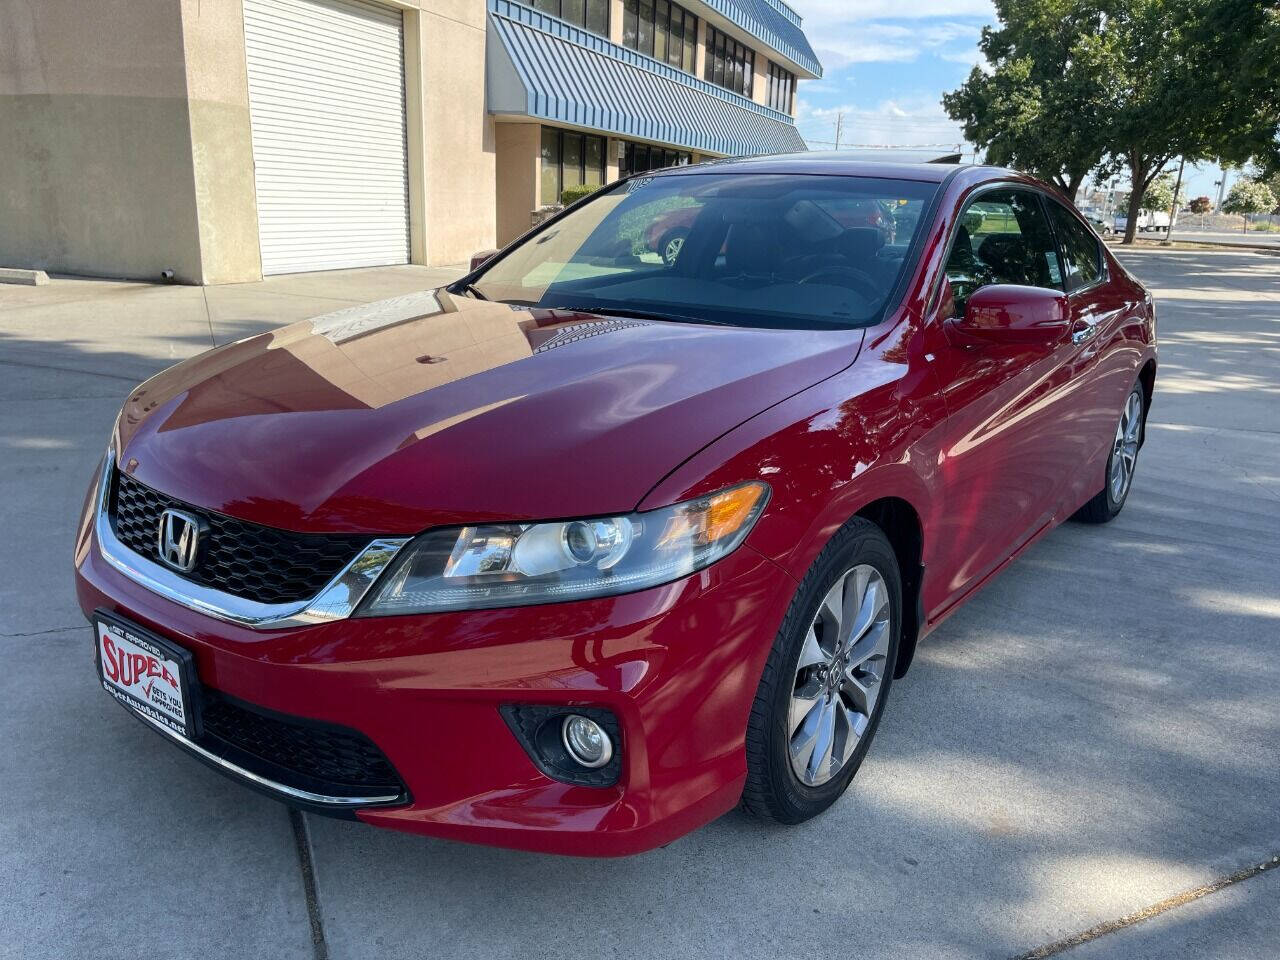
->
[95, 614, 197, 739]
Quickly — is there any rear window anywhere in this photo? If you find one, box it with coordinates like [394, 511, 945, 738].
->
[471, 173, 938, 330]
[1048, 202, 1104, 292]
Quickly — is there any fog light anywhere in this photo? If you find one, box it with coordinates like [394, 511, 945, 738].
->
[561, 714, 613, 768]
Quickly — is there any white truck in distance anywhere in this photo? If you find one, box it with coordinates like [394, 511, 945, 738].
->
[1114, 210, 1174, 233]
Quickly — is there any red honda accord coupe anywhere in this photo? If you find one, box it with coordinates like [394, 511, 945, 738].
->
[75, 156, 1156, 856]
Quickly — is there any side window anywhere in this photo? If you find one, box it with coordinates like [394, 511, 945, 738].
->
[1047, 202, 1103, 292]
[944, 189, 1062, 316]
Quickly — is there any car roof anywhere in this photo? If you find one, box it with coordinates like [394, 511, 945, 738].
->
[654, 153, 1011, 184]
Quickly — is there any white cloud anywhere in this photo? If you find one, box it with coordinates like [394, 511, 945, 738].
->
[809, 20, 990, 68]
[939, 45, 985, 67]
[789, 1, 995, 67]
[796, 97, 966, 149]
[792, 0, 994, 21]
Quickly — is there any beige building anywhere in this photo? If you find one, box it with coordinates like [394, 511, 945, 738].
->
[0, 0, 819, 284]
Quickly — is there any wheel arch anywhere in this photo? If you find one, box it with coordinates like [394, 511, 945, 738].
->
[1137, 357, 1156, 447]
[1138, 357, 1156, 409]
[854, 497, 925, 678]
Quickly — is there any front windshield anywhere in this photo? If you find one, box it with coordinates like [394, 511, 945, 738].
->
[469, 173, 938, 330]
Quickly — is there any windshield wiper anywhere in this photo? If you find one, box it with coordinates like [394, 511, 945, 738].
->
[457, 282, 488, 301]
[555, 305, 730, 326]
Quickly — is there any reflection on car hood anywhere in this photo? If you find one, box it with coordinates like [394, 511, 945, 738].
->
[115, 290, 863, 533]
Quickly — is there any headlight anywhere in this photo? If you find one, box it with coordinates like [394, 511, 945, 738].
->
[358, 482, 769, 615]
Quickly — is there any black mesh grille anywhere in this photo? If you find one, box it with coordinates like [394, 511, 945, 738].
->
[110, 470, 371, 606]
[200, 690, 406, 798]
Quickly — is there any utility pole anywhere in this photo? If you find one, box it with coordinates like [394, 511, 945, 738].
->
[833, 112, 843, 151]
[1163, 156, 1185, 245]
[1215, 170, 1231, 212]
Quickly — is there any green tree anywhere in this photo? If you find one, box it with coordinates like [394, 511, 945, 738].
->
[1071, 2, 1216, 243]
[1261, 172, 1280, 213]
[1086, 0, 1280, 242]
[1139, 174, 1175, 212]
[943, 0, 1111, 200]
[1222, 179, 1278, 215]
[1192, 1, 1280, 176]
[945, 0, 1280, 245]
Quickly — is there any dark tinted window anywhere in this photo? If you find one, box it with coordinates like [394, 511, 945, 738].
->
[619, 141, 691, 177]
[944, 189, 1062, 315]
[540, 127, 607, 204]
[705, 27, 753, 96]
[623, 0, 697, 70]
[767, 61, 795, 113]
[1048, 202, 1104, 291]
[534, 0, 608, 33]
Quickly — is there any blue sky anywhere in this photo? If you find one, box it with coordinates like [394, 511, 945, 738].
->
[788, 0, 1229, 200]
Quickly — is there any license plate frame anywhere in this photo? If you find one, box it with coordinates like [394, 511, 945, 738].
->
[94, 610, 201, 741]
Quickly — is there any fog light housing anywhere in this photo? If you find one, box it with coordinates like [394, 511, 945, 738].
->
[500, 704, 622, 787]
[561, 714, 612, 768]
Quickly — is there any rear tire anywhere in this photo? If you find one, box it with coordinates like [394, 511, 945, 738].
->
[741, 519, 901, 825]
[1073, 383, 1145, 524]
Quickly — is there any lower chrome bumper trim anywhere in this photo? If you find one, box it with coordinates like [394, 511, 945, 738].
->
[130, 706, 404, 808]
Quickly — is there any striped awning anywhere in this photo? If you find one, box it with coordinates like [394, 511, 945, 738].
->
[486, 0, 807, 157]
[701, 0, 822, 78]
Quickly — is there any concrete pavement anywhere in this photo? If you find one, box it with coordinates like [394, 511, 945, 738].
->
[1, 251, 1277, 959]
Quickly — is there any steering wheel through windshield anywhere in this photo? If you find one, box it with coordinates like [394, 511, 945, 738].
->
[796, 266, 882, 301]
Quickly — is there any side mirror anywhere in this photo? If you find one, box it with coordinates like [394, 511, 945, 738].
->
[946, 284, 1069, 347]
[469, 249, 499, 273]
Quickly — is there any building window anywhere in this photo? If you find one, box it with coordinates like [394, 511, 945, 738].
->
[533, 0, 609, 36]
[623, 0, 698, 73]
[620, 141, 692, 178]
[704, 26, 754, 97]
[541, 127, 607, 205]
[766, 61, 795, 113]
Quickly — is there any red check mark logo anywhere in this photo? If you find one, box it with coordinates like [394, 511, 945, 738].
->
[143, 679, 155, 700]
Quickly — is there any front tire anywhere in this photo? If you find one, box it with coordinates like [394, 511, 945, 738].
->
[1073, 383, 1145, 523]
[658, 229, 688, 266]
[741, 519, 901, 824]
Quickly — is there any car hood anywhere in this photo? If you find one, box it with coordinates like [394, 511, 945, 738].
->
[114, 290, 862, 533]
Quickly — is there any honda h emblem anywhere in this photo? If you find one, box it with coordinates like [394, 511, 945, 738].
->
[157, 509, 204, 574]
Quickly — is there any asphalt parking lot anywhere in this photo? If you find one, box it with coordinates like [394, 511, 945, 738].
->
[2, 248, 1277, 959]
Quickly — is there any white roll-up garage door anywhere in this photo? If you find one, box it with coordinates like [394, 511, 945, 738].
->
[243, 0, 410, 275]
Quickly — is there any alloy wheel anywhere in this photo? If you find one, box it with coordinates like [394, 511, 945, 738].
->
[663, 236, 685, 265]
[787, 564, 892, 787]
[1109, 389, 1143, 502]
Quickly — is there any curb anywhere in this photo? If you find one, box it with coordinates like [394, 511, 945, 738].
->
[1108, 238, 1280, 255]
[0, 267, 51, 286]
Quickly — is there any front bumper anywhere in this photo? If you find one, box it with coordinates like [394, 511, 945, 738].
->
[75, 508, 795, 856]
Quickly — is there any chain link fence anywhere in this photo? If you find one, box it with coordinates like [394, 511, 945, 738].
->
[1174, 212, 1280, 235]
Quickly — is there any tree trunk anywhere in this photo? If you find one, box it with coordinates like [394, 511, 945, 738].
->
[1066, 173, 1086, 203]
[1122, 152, 1149, 245]
[1123, 188, 1144, 244]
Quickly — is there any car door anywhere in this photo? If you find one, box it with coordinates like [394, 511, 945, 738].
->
[925, 187, 1081, 615]
[1044, 198, 1142, 514]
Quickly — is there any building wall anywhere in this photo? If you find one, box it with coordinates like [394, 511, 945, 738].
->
[495, 122, 540, 246]
[180, 0, 262, 283]
[414, 0, 497, 266]
[1, 0, 799, 283]
[751, 51, 768, 108]
[0, 0, 205, 282]
[0, 0, 495, 282]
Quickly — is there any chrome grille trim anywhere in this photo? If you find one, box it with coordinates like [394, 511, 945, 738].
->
[94, 451, 410, 630]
